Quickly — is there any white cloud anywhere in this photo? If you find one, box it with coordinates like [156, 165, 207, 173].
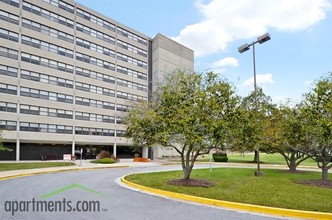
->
[243, 73, 274, 86]
[173, 0, 330, 57]
[211, 57, 239, 68]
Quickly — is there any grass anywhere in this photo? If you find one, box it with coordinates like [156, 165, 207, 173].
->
[0, 162, 75, 171]
[126, 168, 332, 213]
[90, 158, 115, 164]
[194, 152, 317, 166]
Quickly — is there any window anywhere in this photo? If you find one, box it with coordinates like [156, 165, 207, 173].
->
[76, 22, 115, 46]
[0, 83, 17, 95]
[23, 1, 74, 28]
[117, 27, 148, 46]
[0, 102, 17, 113]
[117, 66, 147, 81]
[0, 28, 18, 42]
[0, 0, 19, 7]
[21, 53, 73, 73]
[20, 87, 73, 103]
[0, 10, 19, 24]
[0, 65, 17, 77]
[0, 46, 18, 60]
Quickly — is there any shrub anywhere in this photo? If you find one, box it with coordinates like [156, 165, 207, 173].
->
[98, 150, 111, 159]
[91, 158, 115, 164]
[213, 153, 228, 162]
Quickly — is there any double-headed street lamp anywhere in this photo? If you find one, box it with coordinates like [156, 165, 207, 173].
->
[238, 33, 271, 176]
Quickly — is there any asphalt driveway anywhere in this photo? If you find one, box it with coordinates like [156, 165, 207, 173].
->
[0, 164, 289, 220]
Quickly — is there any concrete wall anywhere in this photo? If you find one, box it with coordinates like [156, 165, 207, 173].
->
[151, 34, 194, 158]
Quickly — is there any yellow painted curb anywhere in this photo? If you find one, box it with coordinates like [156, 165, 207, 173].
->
[121, 175, 332, 220]
[0, 166, 129, 181]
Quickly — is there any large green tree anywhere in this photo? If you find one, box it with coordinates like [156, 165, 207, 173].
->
[231, 88, 274, 164]
[126, 71, 238, 180]
[299, 74, 332, 180]
[263, 105, 310, 171]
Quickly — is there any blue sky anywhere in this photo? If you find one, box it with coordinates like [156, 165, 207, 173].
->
[76, 0, 332, 104]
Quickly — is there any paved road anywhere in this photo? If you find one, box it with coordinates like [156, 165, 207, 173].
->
[0, 164, 292, 220]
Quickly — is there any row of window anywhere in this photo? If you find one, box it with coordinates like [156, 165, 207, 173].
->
[0, 46, 18, 60]
[0, 101, 124, 124]
[76, 67, 115, 84]
[116, 130, 126, 137]
[117, 40, 147, 57]
[0, 101, 16, 113]
[0, 10, 19, 25]
[0, 120, 16, 130]
[75, 112, 115, 123]
[0, 99, 131, 114]
[21, 52, 74, 73]
[117, 27, 148, 46]
[75, 96, 115, 110]
[42, 0, 74, 14]
[76, 52, 115, 70]
[21, 69, 74, 89]
[0, 64, 17, 77]
[76, 37, 115, 58]
[76, 8, 115, 32]
[22, 18, 74, 43]
[23, 1, 74, 28]
[20, 87, 73, 104]
[22, 16, 145, 60]
[33, 0, 147, 47]
[20, 104, 73, 119]
[75, 127, 114, 136]
[1, 80, 143, 110]
[0, 120, 125, 136]
[75, 82, 115, 97]
[116, 104, 132, 112]
[117, 52, 147, 69]
[20, 122, 73, 134]
[116, 91, 147, 102]
[0, 0, 19, 8]
[0, 27, 18, 42]
[117, 78, 147, 92]
[0, 83, 17, 95]
[117, 65, 147, 80]
[76, 23, 115, 45]
[22, 35, 74, 58]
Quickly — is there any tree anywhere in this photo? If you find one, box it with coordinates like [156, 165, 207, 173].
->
[299, 74, 332, 180]
[0, 130, 12, 152]
[231, 88, 274, 163]
[126, 71, 238, 180]
[263, 105, 310, 171]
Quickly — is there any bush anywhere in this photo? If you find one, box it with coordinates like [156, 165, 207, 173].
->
[213, 153, 228, 162]
[98, 150, 111, 159]
[91, 158, 115, 164]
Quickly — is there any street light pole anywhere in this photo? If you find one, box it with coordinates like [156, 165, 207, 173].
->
[238, 33, 271, 176]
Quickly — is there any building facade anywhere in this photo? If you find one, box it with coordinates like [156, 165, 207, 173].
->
[0, 0, 194, 160]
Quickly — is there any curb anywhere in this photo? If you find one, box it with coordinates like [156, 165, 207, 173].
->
[121, 175, 332, 220]
[0, 166, 129, 181]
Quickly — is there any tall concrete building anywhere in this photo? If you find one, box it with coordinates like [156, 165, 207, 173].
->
[0, 0, 194, 160]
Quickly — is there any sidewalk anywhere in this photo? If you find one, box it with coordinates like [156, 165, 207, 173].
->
[0, 159, 165, 180]
[0, 159, 321, 180]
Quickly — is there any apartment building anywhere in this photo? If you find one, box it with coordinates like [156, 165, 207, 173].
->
[0, 0, 194, 160]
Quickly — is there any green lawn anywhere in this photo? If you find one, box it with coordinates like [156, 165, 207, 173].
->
[126, 168, 332, 213]
[196, 153, 317, 166]
[0, 162, 75, 171]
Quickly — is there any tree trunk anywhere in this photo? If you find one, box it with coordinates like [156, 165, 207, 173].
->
[322, 166, 328, 181]
[183, 165, 193, 180]
[289, 154, 297, 171]
[253, 150, 259, 163]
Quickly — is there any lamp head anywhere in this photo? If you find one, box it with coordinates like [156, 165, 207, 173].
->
[257, 33, 271, 44]
[238, 43, 250, 53]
